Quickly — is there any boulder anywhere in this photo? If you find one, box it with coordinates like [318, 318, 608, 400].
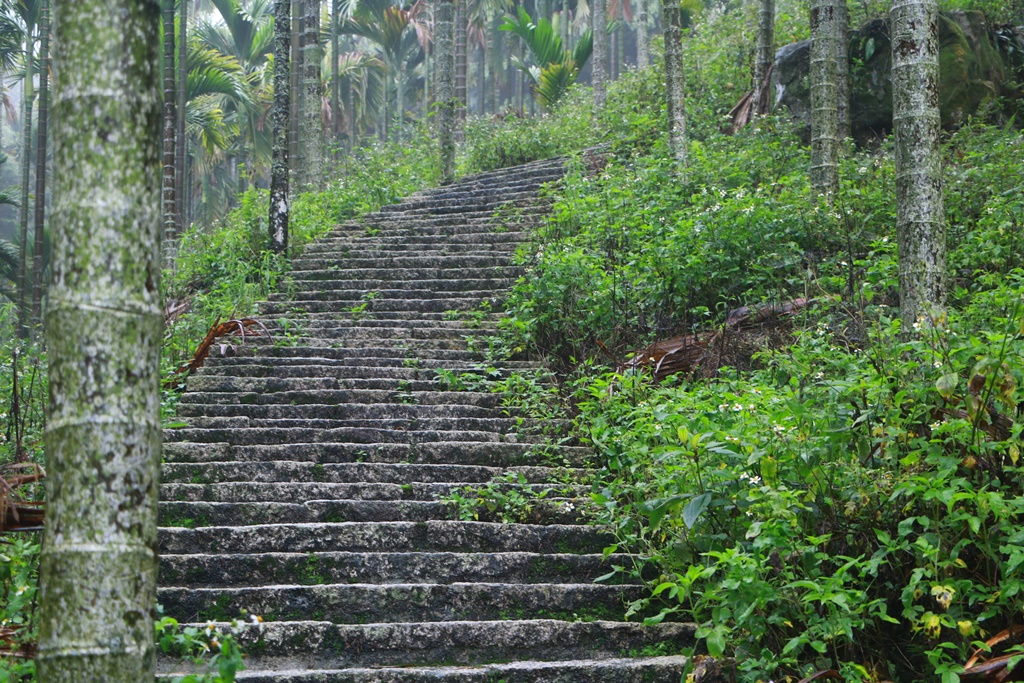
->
[770, 11, 1022, 142]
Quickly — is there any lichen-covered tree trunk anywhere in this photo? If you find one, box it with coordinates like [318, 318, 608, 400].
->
[30, 0, 51, 329]
[592, 0, 607, 108]
[661, 0, 687, 164]
[37, 0, 163, 680]
[162, 0, 177, 247]
[15, 35, 34, 339]
[270, 0, 291, 252]
[175, 0, 187, 229]
[636, 0, 649, 70]
[289, 0, 302, 182]
[751, 0, 774, 113]
[561, 0, 570, 56]
[300, 0, 322, 189]
[835, 0, 850, 140]
[436, 0, 455, 183]
[809, 0, 838, 201]
[891, 0, 945, 326]
[476, 40, 486, 116]
[455, 0, 467, 128]
[331, 0, 340, 151]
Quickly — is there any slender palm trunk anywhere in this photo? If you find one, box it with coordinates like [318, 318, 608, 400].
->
[436, 0, 455, 183]
[809, 0, 839, 201]
[300, 0, 323, 188]
[751, 0, 774, 113]
[270, 0, 291, 252]
[561, 0, 571, 54]
[891, 0, 945, 325]
[346, 75, 355, 150]
[331, 0, 340, 153]
[636, 0, 649, 69]
[455, 0, 467, 128]
[661, 0, 687, 163]
[176, 0, 188, 230]
[15, 36, 33, 339]
[396, 61, 406, 143]
[30, 0, 50, 329]
[476, 41, 485, 115]
[835, 0, 850, 140]
[592, 0, 607, 108]
[162, 0, 177, 248]
[37, 0, 163, 679]
[490, 14, 501, 112]
[289, 0, 302, 181]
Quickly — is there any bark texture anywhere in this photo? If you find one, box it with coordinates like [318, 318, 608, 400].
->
[331, 0, 340, 149]
[162, 0, 177, 245]
[454, 0, 467, 126]
[752, 0, 774, 112]
[661, 0, 687, 163]
[31, 0, 51, 328]
[636, 0, 649, 70]
[16, 33, 34, 338]
[435, 0, 455, 184]
[891, 0, 946, 325]
[175, 0, 187, 229]
[38, 0, 163, 680]
[300, 0, 322, 189]
[270, 0, 291, 253]
[835, 0, 850, 139]
[289, 0, 301, 180]
[809, 0, 839, 201]
[592, 0, 607, 108]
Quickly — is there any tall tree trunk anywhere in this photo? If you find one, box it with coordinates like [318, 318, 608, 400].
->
[38, 0, 162, 680]
[436, 0, 455, 183]
[31, 0, 50, 329]
[561, 0, 570, 52]
[489, 12, 501, 112]
[289, 0, 302, 182]
[751, 0, 774, 113]
[455, 0, 467, 128]
[515, 41, 524, 112]
[270, 0, 291, 253]
[346, 74, 354, 150]
[661, 0, 687, 163]
[636, 0, 649, 69]
[592, 0, 607, 107]
[300, 0, 322, 188]
[15, 34, 34, 339]
[476, 41, 486, 115]
[835, 0, 850, 139]
[809, 0, 839, 201]
[162, 0, 177, 248]
[396, 61, 406, 143]
[891, 0, 945, 325]
[331, 0, 340, 152]
[175, 0, 187, 230]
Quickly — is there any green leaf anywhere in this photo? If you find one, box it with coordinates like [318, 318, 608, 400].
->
[682, 493, 711, 529]
[705, 629, 726, 657]
[936, 373, 958, 399]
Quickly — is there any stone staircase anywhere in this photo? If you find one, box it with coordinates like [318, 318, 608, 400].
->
[158, 156, 695, 681]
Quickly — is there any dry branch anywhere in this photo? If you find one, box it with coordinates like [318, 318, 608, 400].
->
[168, 317, 273, 387]
[0, 462, 45, 532]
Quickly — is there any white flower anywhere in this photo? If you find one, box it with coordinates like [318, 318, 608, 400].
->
[858, 166, 868, 174]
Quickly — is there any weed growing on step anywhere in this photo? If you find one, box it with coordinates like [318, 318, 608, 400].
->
[273, 318, 307, 348]
[155, 610, 261, 683]
[349, 291, 378, 322]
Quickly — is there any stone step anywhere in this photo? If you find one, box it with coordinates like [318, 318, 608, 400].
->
[246, 337, 491, 351]
[158, 551, 612, 588]
[155, 620, 694, 672]
[178, 389, 502, 407]
[175, 401, 507, 421]
[267, 287, 511, 303]
[158, 497, 585, 525]
[288, 255, 516, 271]
[364, 199, 543, 220]
[168, 655, 691, 682]
[163, 427, 552, 446]
[181, 376, 489, 394]
[214, 345, 504, 362]
[200, 356, 537, 371]
[158, 582, 638, 625]
[160, 481, 585, 503]
[327, 224, 534, 239]
[158, 521, 612, 555]
[260, 298, 504, 315]
[160, 461, 585, 485]
[190, 364, 513, 381]
[170, 416, 565, 436]
[287, 266, 518, 282]
[162, 442, 590, 468]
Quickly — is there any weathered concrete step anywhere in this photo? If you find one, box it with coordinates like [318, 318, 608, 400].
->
[245, 337, 488, 351]
[159, 551, 613, 588]
[364, 199, 542, 219]
[174, 402, 507, 421]
[163, 441, 591, 467]
[179, 389, 502, 407]
[163, 426, 551, 446]
[161, 461, 585, 485]
[323, 220, 538, 238]
[287, 266, 517, 282]
[191, 363, 515, 381]
[170, 655, 692, 682]
[160, 481, 584, 503]
[272, 278, 516, 294]
[201, 356, 537, 371]
[260, 298, 503, 315]
[158, 582, 637, 625]
[159, 497, 585, 525]
[158, 521, 611, 555]
[171, 416, 566, 437]
[276, 319, 497, 333]
[381, 188, 547, 209]
[257, 310, 504, 323]
[181, 376, 489, 394]
[334, 227, 533, 241]
[155, 620, 694, 671]
[223, 345, 502, 362]
[289, 255, 515, 270]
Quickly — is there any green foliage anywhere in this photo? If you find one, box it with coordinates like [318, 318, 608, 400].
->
[155, 612, 257, 683]
[500, 8, 593, 109]
[0, 536, 39, 682]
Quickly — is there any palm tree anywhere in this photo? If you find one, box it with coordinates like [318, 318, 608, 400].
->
[501, 7, 592, 109]
[29, 0, 47, 329]
[269, 0, 290, 252]
[12, 0, 39, 337]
